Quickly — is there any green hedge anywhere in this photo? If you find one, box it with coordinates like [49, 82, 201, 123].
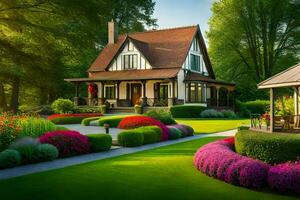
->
[98, 115, 137, 127]
[50, 116, 86, 125]
[86, 134, 112, 152]
[135, 126, 162, 144]
[236, 100, 269, 117]
[168, 127, 182, 140]
[0, 149, 21, 169]
[235, 130, 300, 164]
[117, 130, 144, 147]
[144, 109, 176, 125]
[81, 117, 102, 126]
[170, 105, 206, 118]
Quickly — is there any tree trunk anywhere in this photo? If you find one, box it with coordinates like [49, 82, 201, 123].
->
[10, 77, 20, 113]
[0, 83, 7, 111]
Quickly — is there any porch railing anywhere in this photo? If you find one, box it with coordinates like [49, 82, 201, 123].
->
[146, 98, 169, 107]
[274, 115, 300, 132]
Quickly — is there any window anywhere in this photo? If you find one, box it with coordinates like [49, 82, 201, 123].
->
[122, 54, 138, 69]
[105, 86, 115, 99]
[186, 83, 205, 103]
[190, 54, 200, 71]
[154, 83, 169, 99]
[193, 38, 199, 51]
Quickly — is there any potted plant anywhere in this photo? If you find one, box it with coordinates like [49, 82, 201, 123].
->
[134, 100, 143, 114]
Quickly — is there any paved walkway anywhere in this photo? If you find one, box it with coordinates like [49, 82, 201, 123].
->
[0, 129, 237, 180]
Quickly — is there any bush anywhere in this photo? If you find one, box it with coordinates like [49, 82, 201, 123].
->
[0, 113, 21, 150]
[117, 130, 144, 147]
[18, 117, 57, 137]
[144, 109, 176, 125]
[171, 124, 194, 137]
[268, 162, 300, 193]
[118, 116, 169, 141]
[167, 127, 182, 140]
[136, 126, 162, 144]
[39, 130, 90, 157]
[235, 130, 300, 164]
[237, 126, 250, 131]
[10, 137, 40, 164]
[0, 149, 21, 169]
[48, 113, 102, 125]
[98, 115, 134, 127]
[170, 105, 206, 118]
[200, 109, 224, 118]
[236, 100, 269, 117]
[81, 117, 102, 126]
[86, 134, 112, 152]
[51, 98, 75, 114]
[221, 110, 237, 119]
[37, 144, 59, 161]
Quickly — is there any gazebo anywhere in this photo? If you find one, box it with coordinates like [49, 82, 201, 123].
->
[258, 63, 300, 132]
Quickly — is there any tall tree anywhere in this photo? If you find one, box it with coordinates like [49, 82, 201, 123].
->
[207, 0, 300, 101]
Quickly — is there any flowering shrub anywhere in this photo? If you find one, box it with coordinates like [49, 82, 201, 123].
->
[39, 130, 90, 157]
[118, 116, 169, 141]
[170, 124, 194, 137]
[268, 162, 300, 193]
[0, 113, 21, 150]
[194, 138, 270, 188]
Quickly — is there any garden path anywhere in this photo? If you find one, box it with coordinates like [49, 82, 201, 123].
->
[0, 129, 237, 180]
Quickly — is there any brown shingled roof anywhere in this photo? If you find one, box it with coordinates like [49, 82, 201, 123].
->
[184, 71, 235, 86]
[88, 25, 215, 78]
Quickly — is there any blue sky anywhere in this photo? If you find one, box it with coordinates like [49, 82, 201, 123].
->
[153, 0, 214, 33]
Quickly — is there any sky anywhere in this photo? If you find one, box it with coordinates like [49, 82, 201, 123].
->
[153, 0, 214, 33]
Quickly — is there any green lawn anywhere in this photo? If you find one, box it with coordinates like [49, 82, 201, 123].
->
[176, 119, 250, 134]
[0, 137, 297, 200]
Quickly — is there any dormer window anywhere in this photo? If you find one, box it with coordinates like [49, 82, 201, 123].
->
[122, 54, 138, 69]
[190, 54, 200, 71]
[192, 38, 200, 52]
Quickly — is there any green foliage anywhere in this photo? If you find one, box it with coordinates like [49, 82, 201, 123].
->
[168, 127, 182, 140]
[144, 109, 176, 125]
[18, 117, 57, 137]
[236, 100, 269, 117]
[98, 115, 137, 127]
[235, 130, 300, 164]
[50, 117, 85, 125]
[237, 126, 250, 131]
[100, 105, 108, 114]
[0, 149, 21, 169]
[170, 105, 206, 118]
[221, 110, 237, 119]
[275, 96, 294, 116]
[10, 137, 40, 164]
[134, 105, 143, 114]
[200, 109, 224, 118]
[86, 134, 112, 152]
[135, 126, 162, 144]
[117, 130, 144, 147]
[81, 117, 102, 126]
[37, 144, 59, 161]
[51, 99, 75, 114]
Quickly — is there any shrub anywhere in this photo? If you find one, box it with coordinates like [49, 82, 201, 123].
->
[0, 149, 21, 169]
[236, 100, 269, 117]
[171, 124, 194, 137]
[170, 105, 206, 118]
[194, 138, 270, 188]
[117, 130, 144, 147]
[268, 162, 300, 193]
[98, 115, 134, 127]
[81, 117, 102, 126]
[118, 116, 169, 141]
[136, 126, 162, 144]
[37, 144, 59, 161]
[0, 113, 21, 150]
[86, 134, 112, 152]
[221, 110, 237, 119]
[51, 98, 75, 114]
[144, 109, 176, 125]
[48, 113, 102, 125]
[39, 130, 90, 157]
[167, 127, 182, 140]
[235, 130, 300, 164]
[237, 126, 250, 131]
[18, 117, 57, 137]
[200, 109, 223, 118]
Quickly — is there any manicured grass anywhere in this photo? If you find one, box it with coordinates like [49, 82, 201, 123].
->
[0, 137, 297, 200]
[176, 119, 250, 134]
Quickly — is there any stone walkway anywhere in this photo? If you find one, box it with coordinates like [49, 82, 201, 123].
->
[0, 129, 237, 180]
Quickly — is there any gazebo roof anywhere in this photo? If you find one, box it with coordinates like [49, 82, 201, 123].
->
[258, 63, 300, 89]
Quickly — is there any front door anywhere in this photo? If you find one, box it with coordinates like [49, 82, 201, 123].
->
[131, 84, 141, 105]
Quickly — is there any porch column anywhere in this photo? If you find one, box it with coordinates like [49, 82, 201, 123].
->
[116, 81, 120, 107]
[270, 88, 274, 132]
[141, 80, 147, 106]
[98, 81, 105, 106]
[294, 87, 299, 115]
[168, 79, 176, 106]
[74, 82, 80, 106]
[216, 86, 220, 108]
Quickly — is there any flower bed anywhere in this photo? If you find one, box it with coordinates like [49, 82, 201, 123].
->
[48, 113, 102, 124]
[194, 137, 300, 193]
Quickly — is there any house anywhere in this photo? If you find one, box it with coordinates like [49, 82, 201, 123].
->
[65, 21, 235, 111]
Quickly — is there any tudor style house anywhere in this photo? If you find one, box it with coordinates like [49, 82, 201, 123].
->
[65, 21, 235, 110]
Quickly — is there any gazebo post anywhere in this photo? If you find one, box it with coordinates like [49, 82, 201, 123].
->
[74, 82, 80, 106]
[270, 88, 274, 132]
[294, 87, 299, 115]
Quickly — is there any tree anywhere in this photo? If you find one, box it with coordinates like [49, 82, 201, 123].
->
[207, 0, 300, 101]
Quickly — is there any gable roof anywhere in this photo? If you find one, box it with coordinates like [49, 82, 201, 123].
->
[258, 63, 300, 89]
[88, 25, 215, 79]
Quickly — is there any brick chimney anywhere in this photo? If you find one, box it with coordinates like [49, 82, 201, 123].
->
[108, 19, 118, 44]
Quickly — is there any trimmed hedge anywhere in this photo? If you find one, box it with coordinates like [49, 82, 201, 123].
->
[117, 130, 144, 147]
[236, 100, 269, 117]
[235, 130, 300, 164]
[86, 134, 112, 152]
[98, 115, 136, 127]
[50, 116, 87, 125]
[136, 126, 162, 144]
[81, 117, 102, 126]
[0, 149, 21, 169]
[170, 105, 206, 118]
[167, 127, 182, 140]
[48, 113, 102, 125]
[171, 124, 194, 137]
[144, 109, 176, 125]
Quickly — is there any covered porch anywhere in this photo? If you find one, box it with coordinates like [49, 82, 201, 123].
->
[257, 63, 300, 132]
